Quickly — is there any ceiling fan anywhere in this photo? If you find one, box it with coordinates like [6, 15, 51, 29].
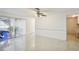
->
[35, 8, 47, 17]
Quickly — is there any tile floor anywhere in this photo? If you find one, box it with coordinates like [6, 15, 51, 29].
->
[0, 33, 79, 51]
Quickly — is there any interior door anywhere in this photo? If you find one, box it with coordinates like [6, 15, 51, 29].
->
[67, 16, 77, 40]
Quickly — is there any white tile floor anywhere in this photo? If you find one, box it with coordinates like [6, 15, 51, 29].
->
[0, 33, 79, 51]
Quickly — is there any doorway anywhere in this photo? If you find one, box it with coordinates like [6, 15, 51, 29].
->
[67, 16, 78, 41]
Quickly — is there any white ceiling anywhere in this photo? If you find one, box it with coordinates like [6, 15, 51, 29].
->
[40, 8, 79, 12]
[30, 8, 79, 16]
[0, 8, 35, 18]
[0, 8, 79, 18]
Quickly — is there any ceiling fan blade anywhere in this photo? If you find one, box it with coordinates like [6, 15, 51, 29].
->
[30, 8, 47, 17]
[40, 13, 46, 16]
[35, 8, 40, 10]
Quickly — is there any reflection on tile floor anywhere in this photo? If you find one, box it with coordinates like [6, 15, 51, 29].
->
[0, 34, 79, 51]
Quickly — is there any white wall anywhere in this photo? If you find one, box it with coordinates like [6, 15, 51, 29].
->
[36, 13, 66, 40]
[26, 18, 35, 35]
